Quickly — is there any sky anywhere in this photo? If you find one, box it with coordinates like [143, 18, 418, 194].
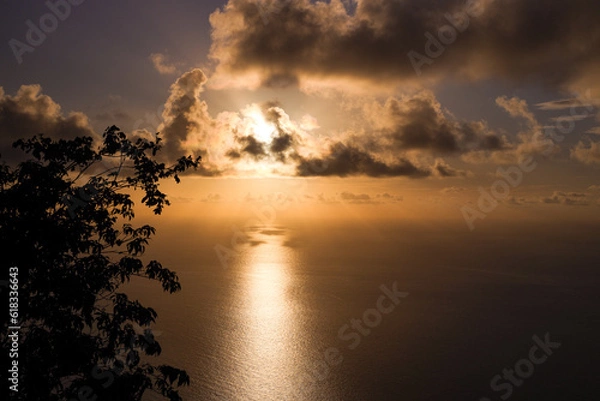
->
[1, 0, 600, 229]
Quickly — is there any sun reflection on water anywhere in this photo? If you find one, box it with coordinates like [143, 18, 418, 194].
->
[230, 226, 303, 400]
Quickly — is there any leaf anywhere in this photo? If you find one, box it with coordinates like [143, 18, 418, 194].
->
[1, 130, 198, 400]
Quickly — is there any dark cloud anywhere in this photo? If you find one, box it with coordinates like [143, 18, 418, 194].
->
[260, 100, 284, 119]
[270, 132, 295, 160]
[367, 93, 506, 154]
[264, 104, 300, 161]
[226, 149, 242, 159]
[432, 158, 470, 178]
[295, 142, 430, 178]
[340, 191, 373, 203]
[384, 96, 460, 152]
[160, 69, 209, 157]
[0, 85, 97, 164]
[210, 89, 503, 177]
[239, 134, 268, 159]
[210, 0, 600, 94]
[159, 69, 221, 176]
[462, 95, 564, 164]
[225, 103, 300, 163]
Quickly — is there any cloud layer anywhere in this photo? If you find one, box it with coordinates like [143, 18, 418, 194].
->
[144, 70, 491, 178]
[209, 0, 600, 96]
[1, 71, 596, 181]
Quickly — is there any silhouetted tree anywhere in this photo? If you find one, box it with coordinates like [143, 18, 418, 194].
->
[0, 126, 200, 401]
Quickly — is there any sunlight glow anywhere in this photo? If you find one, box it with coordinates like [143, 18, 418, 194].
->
[235, 228, 303, 399]
[248, 108, 276, 143]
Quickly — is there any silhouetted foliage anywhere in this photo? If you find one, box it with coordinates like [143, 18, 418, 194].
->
[0, 126, 200, 401]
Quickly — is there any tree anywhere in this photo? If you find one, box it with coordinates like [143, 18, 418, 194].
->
[0, 126, 200, 401]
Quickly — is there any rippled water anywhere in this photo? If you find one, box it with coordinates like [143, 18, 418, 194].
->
[134, 220, 600, 401]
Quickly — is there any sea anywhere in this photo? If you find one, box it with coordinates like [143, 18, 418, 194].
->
[129, 217, 600, 401]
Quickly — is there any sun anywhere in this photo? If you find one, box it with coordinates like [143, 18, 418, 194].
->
[248, 108, 276, 143]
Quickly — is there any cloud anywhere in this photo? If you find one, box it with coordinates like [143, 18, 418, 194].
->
[339, 191, 374, 204]
[12, 71, 592, 181]
[587, 127, 600, 135]
[295, 142, 430, 178]
[171, 196, 196, 204]
[224, 103, 304, 164]
[463, 96, 562, 164]
[0, 85, 97, 163]
[441, 186, 467, 194]
[541, 191, 589, 206]
[299, 114, 320, 131]
[376, 193, 404, 202]
[337, 191, 403, 204]
[536, 98, 595, 111]
[209, 0, 600, 95]
[496, 96, 538, 127]
[200, 193, 222, 202]
[231, 134, 268, 160]
[150, 53, 179, 75]
[504, 192, 591, 206]
[505, 196, 537, 206]
[571, 141, 600, 165]
[363, 92, 505, 154]
[157, 69, 223, 175]
[163, 87, 495, 179]
[153, 76, 321, 177]
[152, 76, 523, 177]
[303, 191, 403, 204]
[549, 115, 592, 123]
[432, 158, 470, 178]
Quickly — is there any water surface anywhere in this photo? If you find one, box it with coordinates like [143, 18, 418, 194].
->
[134, 220, 600, 400]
